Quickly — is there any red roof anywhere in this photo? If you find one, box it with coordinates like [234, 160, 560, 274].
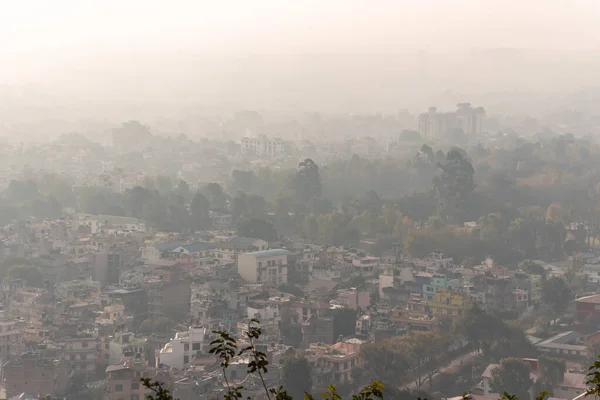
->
[575, 294, 600, 304]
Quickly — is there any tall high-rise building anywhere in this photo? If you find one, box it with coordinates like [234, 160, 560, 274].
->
[418, 104, 485, 139]
[455, 103, 486, 136]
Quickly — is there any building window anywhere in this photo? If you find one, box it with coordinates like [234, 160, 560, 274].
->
[184, 355, 189, 364]
[184, 343, 189, 351]
[131, 383, 140, 390]
[82, 342, 89, 348]
[114, 384, 123, 392]
[192, 343, 201, 351]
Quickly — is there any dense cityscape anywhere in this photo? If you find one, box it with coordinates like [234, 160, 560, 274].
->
[3, 2, 600, 400]
[0, 103, 598, 400]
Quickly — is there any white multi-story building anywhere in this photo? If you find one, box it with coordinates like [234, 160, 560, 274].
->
[108, 331, 147, 364]
[241, 135, 285, 158]
[351, 256, 380, 275]
[418, 103, 485, 139]
[237, 249, 290, 285]
[156, 326, 211, 370]
[212, 237, 268, 263]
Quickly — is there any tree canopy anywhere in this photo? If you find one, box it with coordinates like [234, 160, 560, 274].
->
[281, 356, 312, 400]
[490, 358, 534, 400]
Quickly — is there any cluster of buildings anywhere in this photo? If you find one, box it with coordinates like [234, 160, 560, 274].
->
[0, 213, 374, 400]
[240, 135, 286, 159]
[4, 207, 600, 400]
[418, 103, 486, 139]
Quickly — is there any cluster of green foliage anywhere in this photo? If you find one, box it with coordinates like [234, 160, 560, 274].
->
[357, 331, 448, 391]
[0, 257, 47, 288]
[461, 305, 537, 361]
[9, 134, 600, 266]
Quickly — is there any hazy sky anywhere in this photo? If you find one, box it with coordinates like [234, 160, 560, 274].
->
[1, 0, 600, 114]
[2, 0, 599, 58]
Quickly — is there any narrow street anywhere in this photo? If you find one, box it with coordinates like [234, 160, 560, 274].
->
[405, 350, 481, 390]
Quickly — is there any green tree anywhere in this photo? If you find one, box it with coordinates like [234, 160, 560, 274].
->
[419, 144, 434, 163]
[302, 214, 319, 241]
[538, 355, 566, 390]
[245, 194, 266, 218]
[230, 170, 259, 194]
[490, 322, 538, 360]
[461, 304, 510, 357]
[166, 193, 190, 232]
[331, 308, 359, 339]
[519, 260, 546, 279]
[238, 218, 277, 241]
[541, 276, 573, 323]
[293, 158, 322, 203]
[397, 192, 437, 224]
[38, 172, 76, 207]
[190, 192, 211, 231]
[587, 342, 600, 367]
[309, 197, 334, 215]
[175, 180, 191, 201]
[282, 356, 312, 400]
[490, 358, 533, 400]
[231, 191, 249, 222]
[202, 182, 227, 211]
[410, 331, 448, 388]
[360, 339, 412, 391]
[9, 265, 44, 288]
[66, 373, 88, 400]
[316, 211, 349, 245]
[433, 148, 476, 224]
[0, 257, 29, 280]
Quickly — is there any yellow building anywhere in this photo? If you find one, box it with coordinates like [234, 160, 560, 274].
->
[428, 288, 471, 318]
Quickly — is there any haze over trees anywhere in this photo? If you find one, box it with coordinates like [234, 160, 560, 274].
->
[5, 133, 600, 268]
[4, 4, 600, 400]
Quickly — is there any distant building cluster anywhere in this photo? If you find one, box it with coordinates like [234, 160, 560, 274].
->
[240, 135, 285, 158]
[418, 103, 485, 139]
[3, 115, 600, 400]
